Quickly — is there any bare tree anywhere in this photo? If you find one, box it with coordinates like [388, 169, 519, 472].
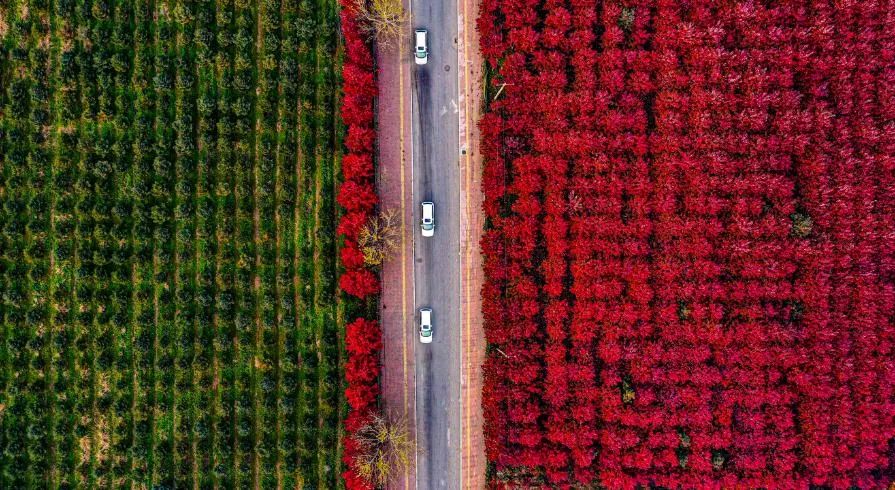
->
[352, 0, 408, 47]
[352, 412, 414, 487]
[358, 208, 401, 267]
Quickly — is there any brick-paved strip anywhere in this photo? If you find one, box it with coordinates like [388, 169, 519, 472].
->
[459, 0, 487, 485]
[376, 28, 418, 490]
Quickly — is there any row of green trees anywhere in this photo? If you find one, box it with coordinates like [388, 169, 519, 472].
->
[0, 0, 347, 487]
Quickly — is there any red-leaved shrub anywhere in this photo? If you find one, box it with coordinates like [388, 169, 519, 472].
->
[340, 269, 381, 299]
[338, 1, 380, 488]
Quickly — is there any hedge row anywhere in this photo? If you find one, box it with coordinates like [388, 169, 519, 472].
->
[335, 1, 380, 489]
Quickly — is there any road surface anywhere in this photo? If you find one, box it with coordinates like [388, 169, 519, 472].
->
[411, 0, 462, 487]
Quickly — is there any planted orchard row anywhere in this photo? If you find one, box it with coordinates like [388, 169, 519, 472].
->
[0, 0, 346, 486]
[1, 0, 55, 486]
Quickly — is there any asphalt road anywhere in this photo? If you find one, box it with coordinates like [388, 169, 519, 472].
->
[410, 0, 462, 487]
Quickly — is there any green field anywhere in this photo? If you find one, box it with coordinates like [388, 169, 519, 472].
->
[0, 0, 347, 486]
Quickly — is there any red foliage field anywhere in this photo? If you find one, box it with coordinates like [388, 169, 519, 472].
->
[479, 0, 895, 486]
[338, 2, 380, 488]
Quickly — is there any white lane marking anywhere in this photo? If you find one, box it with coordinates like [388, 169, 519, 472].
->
[451, 99, 459, 113]
[440, 105, 447, 116]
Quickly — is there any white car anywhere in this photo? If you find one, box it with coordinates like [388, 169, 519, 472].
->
[414, 29, 428, 65]
[419, 308, 433, 343]
[421, 201, 435, 237]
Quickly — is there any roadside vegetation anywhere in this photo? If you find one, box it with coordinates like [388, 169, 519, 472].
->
[350, 413, 413, 487]
[0, 0, 349, 486]
[335, 1, 389, 488]
[358, 209, 401, 267]
[351, 0, 407, 46]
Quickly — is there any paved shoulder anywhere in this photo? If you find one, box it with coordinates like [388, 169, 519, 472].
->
[458, 0, 487, 484]
[377, 30, 417, 490]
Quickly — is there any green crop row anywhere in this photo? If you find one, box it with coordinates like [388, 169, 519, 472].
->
[0, 0, 347, 487]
